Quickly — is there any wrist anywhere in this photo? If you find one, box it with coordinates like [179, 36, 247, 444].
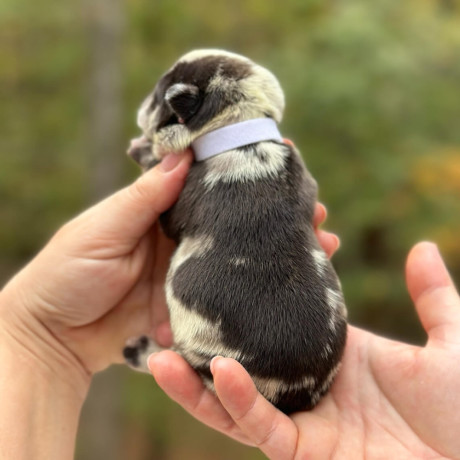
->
[0, 288, 91, 460]
[0, 284, 91, 397]
[0, 338, 88, 460]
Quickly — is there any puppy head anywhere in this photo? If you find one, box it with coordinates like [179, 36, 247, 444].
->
[133, 49, 285, 159]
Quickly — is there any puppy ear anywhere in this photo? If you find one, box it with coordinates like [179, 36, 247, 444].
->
[165, 83, 202, 123]
[189, 88, 227, 131]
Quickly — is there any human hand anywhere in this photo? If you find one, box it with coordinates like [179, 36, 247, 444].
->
[0, 151, 192, 382]
[150, 242, 460, 459]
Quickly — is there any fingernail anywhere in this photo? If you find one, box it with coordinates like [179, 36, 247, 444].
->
[319, 203, 327, 221]
[210, 356, 222, 375]
[147, 352, 159, 370]
[424, 241, 440, 258]
[160, 153, 183, 172]
[333, 234, 341, 250]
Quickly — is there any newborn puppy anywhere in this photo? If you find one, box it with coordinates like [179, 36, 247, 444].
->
[124, 49, 347, 414]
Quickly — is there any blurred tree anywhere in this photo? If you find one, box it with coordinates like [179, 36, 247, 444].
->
[77, 1, 126, 459]
[85, 0, 125, 201]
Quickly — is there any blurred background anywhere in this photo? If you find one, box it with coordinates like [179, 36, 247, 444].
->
[1, 0, 460, 458]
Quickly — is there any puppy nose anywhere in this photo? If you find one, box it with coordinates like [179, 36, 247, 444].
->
[127, 135, 151, 158]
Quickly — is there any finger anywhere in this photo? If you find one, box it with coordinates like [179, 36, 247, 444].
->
[62, 150, 193, 255]
[211, 357, 299, 460]
[153, 321, 173, 347]
[316, 230, 340, 259]
[110, 151, 192, 243]
[406, 242, 460, 345]
[313, 203, 341, 258]
[313, 203, 327, 229]
[148, 351, 253, 445]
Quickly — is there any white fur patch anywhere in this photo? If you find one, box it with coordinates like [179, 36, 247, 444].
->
[169, 235, 214, 275]
[178, 49, 251, 64]
[239, 69, 285, 123]
[312, 248, 328, 276]
[320, 362, 341, 393]
[200, 369, 320, 405]
[230, 256, 250, 266]
[321, 343, 333, 359]
[326, 288, 343, 312]
[311, 391, 322, 406]
[166, 285, 248, 363]
[326, 288, 347, 330]
[202, 142, 287, 188]
[252, 374, 317, 404]
[307, 364, 341, 407]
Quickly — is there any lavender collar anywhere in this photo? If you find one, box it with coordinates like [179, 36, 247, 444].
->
[191, 118, 282, 162]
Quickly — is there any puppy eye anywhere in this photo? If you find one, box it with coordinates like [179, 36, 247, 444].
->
[158, 113, 180, 130]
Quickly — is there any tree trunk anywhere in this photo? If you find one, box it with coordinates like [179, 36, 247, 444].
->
[86, 0, 124, 201]
[77, 0, 125, 459]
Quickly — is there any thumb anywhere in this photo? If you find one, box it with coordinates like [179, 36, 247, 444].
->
[61, 150, 193, 253]
[211, 357, 299, 460]
[406, 241, 460, 346]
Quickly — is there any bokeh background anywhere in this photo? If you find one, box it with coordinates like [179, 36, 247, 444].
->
[2, 0, 460, 458]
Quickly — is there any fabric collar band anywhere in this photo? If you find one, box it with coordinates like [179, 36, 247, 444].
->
[191, 118, 282, 162]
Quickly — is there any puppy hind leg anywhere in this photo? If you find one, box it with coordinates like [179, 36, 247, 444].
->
[173, 345, 217, 392]
[123, 335, 163, 373]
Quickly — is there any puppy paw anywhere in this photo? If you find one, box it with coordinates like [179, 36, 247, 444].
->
[123, 335, 162, 373]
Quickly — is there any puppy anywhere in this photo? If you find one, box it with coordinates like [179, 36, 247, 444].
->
[124, 49, 347, 414]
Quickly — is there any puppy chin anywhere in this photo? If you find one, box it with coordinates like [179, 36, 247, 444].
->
[153, 125, 193, 159]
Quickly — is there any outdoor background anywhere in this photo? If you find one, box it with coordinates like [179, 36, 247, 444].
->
[1, 0, 460, 458]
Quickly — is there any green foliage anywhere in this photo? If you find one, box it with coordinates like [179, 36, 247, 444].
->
[2, 0, 460, 457]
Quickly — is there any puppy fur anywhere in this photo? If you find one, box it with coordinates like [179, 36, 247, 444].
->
[124, 49, 347, 414]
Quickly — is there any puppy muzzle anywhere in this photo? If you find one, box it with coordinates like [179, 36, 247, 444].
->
[127, 135, 152, 162]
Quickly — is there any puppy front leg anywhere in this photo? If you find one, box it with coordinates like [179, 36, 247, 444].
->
[153, 125, 193, 160]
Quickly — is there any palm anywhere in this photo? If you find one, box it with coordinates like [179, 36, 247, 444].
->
[292, 326, 456, 459]
[50, 223, 175, 373]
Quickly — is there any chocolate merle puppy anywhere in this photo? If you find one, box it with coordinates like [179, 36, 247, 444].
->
[124, 49, 347, 414]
